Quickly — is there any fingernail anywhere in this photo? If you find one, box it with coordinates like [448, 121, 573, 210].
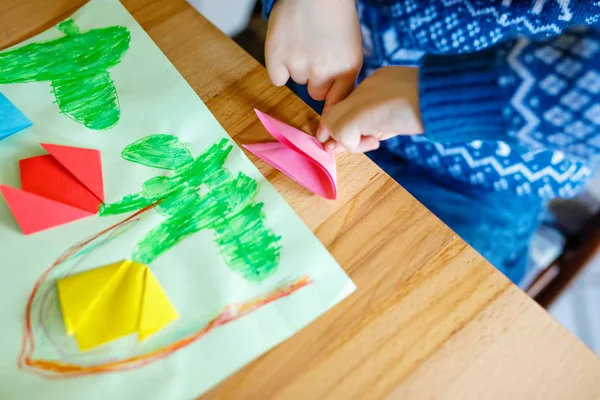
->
[325, 142, 337, 152]
[334, 144, 346, 154]
[317, 130, 329, 143]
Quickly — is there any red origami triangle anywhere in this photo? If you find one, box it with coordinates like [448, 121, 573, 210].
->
[20, 155, 102, 214]
[0, 185, 94, 235]
[41, 143, 104, 201]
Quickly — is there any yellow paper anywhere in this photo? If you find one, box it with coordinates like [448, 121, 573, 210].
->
[57, 260, 179, 351]
[138, 268, 179, 340]
[56, 261, 124, 336]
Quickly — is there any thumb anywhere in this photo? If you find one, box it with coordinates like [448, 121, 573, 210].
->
[329, 119, 363, 153]
[317, 78, 355, 143]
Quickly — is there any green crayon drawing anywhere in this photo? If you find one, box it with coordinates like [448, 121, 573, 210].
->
[100, 134, 282, 283]
[0, 19, 130, 130]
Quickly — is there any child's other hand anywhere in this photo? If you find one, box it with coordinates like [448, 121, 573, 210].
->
[318, 66, 423, 153]
[266, 0, 362, 111]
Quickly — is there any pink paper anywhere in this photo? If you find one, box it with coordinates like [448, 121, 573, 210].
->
[244, 109, 337, 199]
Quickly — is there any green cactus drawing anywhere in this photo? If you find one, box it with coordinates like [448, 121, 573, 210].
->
[0, 19, 130, 130]
[100, 135, 282, 283]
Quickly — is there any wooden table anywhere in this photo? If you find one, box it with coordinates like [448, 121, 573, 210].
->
[2, 1, 599, 398]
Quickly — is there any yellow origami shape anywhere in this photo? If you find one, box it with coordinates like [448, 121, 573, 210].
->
[57, 260, 179, 351]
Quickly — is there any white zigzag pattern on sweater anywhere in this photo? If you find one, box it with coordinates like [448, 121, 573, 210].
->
[428, 142, 584, 183]
[440, 0, 563, 34]
[507, 38, 541, 149]
[532, 0, 573, 21]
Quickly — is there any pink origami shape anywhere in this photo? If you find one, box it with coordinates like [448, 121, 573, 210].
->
[244, 109, 337, 199]
[0, 143, 104, 235]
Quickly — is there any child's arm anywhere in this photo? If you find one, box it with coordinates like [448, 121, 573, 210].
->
[322, 26, 600, 160]
[318, 1, 599, 152]
[262, 0, 362, 111]
[416, 28, 600, 161]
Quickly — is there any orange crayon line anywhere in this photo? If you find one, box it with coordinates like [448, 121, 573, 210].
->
[23, 276, 312, 378]
[18, 207, 312, 378]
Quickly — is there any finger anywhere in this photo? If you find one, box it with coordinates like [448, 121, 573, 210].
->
[324, 139, 346, 153]
[289, 67, 308, 85]
[322, 76, 356, 114]
[319, 97, 349, 146]
[265, 57, 290, 87]
[376, 131, 398, 141]
[354, 136, 380, 153]
[332, 124, 362, 153]
[316, 122, 330, 143]
[323, 101, 362, 152]
[307, 78, 333, 101]
[317, 97, 344, 143]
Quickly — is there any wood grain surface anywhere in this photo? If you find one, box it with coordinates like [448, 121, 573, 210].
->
[1, 1, 599, 399]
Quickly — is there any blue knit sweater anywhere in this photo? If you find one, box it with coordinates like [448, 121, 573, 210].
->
[262, 1, 600, 200]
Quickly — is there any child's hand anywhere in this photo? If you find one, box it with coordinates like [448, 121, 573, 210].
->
[265, 0, 362, 111]
[318, 66, 424, 153]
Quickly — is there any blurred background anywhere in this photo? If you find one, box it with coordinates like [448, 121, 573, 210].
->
[188, 0, 600, 354]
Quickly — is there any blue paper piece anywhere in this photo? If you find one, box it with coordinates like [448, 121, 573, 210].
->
[0, 93, 33, 141]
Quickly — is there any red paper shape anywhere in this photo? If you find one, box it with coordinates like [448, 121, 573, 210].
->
[20, 155, 101, 213]
[0, 143, 104, 235]
[0, 186, 95, 235]
[243, 109, 337, 200]
[42, 143, 105, 201]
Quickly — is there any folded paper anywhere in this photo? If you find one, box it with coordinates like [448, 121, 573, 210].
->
[57, 260, 179, 351]
[244, 109, 337, 199]
[0, 92, 32, 140]
[0, 143, 104, 234]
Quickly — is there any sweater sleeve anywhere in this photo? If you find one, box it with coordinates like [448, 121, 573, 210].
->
[433, 0, 600, 42]
[420, 27, 600, 165]
[360, 1, 600, 56]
